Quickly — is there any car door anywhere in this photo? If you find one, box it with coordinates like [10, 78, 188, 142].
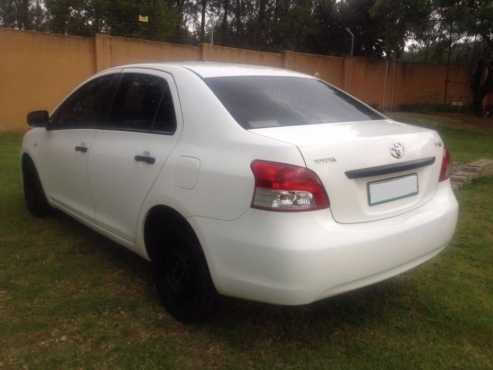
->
[88, 68, 180, 243]
[40, 73, 120, 219]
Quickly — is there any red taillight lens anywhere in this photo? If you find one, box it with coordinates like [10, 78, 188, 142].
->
[250, 160, 330, 211]
[439, 147, 451, 182]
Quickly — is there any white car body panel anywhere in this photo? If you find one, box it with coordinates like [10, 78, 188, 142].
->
[251, 119, 444, 223]
[88, 68, 181, 242]
[21, 62, 459, 305]
[39, 129, 94, 218]
[192, 181, 457, 304]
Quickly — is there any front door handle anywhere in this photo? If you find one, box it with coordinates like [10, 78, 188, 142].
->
[75, 145, 88, 153]
[134, 154, 155, 165]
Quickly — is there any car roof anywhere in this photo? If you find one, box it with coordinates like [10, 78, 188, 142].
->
[109, 61, 314, 79]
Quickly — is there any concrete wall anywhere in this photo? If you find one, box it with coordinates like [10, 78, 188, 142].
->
[201, 43, 283, 67]
[0, 28, 473, 132]
[97, 34, 201, 70]
[284, 50, 345, 88]
[0, 29, 95, 131]
[394, 63, 470, 108]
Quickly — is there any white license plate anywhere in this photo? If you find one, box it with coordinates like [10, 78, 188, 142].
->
[368, 174, 418, 206]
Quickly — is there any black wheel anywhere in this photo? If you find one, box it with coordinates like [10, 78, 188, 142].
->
[153, 221, 218, 323]
[22, 156, 51, 217]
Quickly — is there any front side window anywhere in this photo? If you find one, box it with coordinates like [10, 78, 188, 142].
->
[108, 73, 176, 133]
[205, 76, 383, 129]
[52, 74, 119, 129]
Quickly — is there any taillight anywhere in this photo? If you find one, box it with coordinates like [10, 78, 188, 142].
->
[250, 160, 329, 211]
[439, 147, 451, 182]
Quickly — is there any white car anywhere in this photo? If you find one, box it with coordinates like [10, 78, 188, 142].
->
[21, 62, 458, 322]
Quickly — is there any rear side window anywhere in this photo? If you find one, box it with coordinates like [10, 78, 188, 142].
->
[109, 73, 176, 133]
[153, 83, 177, 133]
[205, 76, 383, 129]
[53, 74, 119, 128]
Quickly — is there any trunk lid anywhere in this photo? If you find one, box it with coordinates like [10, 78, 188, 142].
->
[250, 119, 444, 223]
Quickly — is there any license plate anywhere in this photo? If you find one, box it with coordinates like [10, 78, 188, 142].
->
[368, 174, 418, 206]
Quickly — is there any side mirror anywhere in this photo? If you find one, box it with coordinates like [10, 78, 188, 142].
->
[27, 110, 49, 128]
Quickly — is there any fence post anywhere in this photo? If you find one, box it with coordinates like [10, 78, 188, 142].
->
[94, 33, 112, 71]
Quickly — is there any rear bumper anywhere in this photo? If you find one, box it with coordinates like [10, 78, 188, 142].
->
[191, 181, 458, 305]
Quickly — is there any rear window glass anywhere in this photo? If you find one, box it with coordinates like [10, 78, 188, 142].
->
[204, 76, 383, 129]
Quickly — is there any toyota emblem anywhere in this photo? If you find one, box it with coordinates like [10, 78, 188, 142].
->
[390, 143, 404, 159]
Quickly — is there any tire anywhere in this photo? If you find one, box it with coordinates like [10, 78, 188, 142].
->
[153, 220, 218, 323]
[22, 157, 51, 217]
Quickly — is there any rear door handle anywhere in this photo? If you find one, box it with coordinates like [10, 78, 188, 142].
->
[75, 145, 88, 153]
[134, 154, 155, 165]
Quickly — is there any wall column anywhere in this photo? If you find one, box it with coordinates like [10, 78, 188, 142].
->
[281, 51, 290, 69]
[343, 57, 354, 92]
[200, 43, 213, 61]
[94, 33, 112, 71]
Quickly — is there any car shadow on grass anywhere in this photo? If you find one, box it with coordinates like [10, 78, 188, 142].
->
[49, 208, 410, 344]
[205, 281, 406, 346]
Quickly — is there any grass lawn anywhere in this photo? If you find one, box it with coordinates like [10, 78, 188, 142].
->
[1, 114, 493, 369]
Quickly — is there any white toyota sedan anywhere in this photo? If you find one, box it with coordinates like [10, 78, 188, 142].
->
[21, 62, 458, 322]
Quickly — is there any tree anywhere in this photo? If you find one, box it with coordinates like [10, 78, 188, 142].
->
[31, 0, 47, 31]
[0, 0, 18, 27]
[306, 0, 344, 55]
[370, 0, 433, 58]
[337, 0, 385, 56]
[0, 0, 33, 29]
[2, 0, 490, 69]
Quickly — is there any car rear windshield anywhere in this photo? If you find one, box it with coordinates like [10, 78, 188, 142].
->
[204, 76, 383, 129]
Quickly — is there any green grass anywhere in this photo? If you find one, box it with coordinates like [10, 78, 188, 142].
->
[1, 114, 493, 369]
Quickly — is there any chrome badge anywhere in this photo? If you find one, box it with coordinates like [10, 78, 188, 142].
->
[390, 143, 404, 159]
[313, 157, 337, 164]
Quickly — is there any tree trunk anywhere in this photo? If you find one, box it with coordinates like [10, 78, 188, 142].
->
[235, 0, 242, 38]
[200, 0, 207, 42]
[221, 0, 229, 42]
[255, 0, 267, 48]
[15, 0, 31, 30]
[175, 0, 184, 40]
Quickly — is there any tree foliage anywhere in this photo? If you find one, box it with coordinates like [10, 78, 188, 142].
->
[0, 0, 492, 60]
